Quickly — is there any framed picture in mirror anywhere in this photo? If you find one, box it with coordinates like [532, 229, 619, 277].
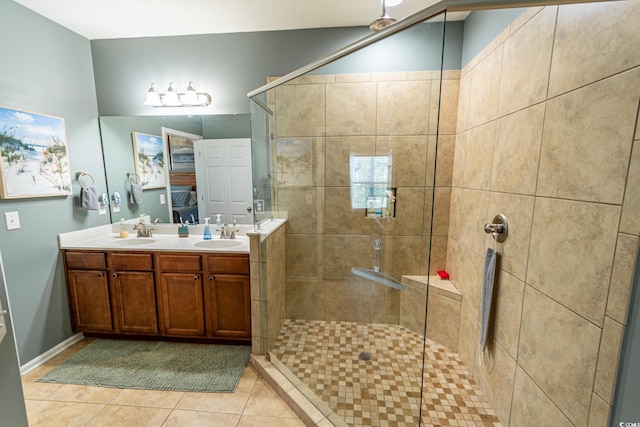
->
[132, 132, 166, 189]
[163, 127, 202, 171]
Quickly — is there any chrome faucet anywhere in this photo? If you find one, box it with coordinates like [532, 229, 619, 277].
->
[217, 223, 239, 239]
[153, 217, 163, 224]
[219, 224, 231, 239]
[133, 220, 154, 237]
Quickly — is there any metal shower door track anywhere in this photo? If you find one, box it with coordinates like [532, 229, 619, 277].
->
[247, 0, 599, 98]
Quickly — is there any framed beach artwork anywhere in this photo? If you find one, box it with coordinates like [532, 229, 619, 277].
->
[132, 132, 166, 189]
[162, 127, 202, 171]
[0, 106, 72, 199]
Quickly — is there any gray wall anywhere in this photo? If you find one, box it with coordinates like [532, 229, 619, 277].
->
[91, 22, 465, 117]
[461, 8, 525, 66]
[0, 1, 108, 363]
[313, 21, 464, 75]
[0, 252, 28, 426]
[91, 27, 371, 116]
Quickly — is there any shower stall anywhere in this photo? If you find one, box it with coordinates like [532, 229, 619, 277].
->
[247, 6, 482, 425]
[249, 0, 640, 425]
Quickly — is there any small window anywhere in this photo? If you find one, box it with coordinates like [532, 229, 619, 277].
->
[350, 153, 395, 218]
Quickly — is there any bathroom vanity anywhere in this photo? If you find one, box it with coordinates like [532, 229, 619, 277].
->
[59, 223, 252, 344]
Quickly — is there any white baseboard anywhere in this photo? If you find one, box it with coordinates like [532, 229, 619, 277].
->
[20, 333, 84, 375]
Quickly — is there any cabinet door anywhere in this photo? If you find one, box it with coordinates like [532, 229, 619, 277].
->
[159, 273, 205, 336]
[206, 274, 251, 338]
[111, 271, 158, 334]
[67, 270, 113, 332]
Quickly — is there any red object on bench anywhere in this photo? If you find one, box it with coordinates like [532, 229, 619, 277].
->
[437, 270, 450, 280]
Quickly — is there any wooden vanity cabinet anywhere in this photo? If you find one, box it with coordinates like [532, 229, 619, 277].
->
[109, 253, 158, 334]
[205, 254, 251, 340]
[157, 254, 205, 337]
[67, 269, 113, 332]
[65, 252, 113, 332]
[64, 251, 159, 335]
[63, 249, 251, 343]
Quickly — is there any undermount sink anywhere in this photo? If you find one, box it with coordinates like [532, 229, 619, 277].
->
[112, 238, 156, 246]
[194, 239, 245, 249]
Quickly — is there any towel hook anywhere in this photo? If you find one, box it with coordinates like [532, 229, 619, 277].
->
[484, 214, 508, 243]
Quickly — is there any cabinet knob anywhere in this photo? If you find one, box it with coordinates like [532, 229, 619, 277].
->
[97, 272, 104, 277]
[193, 275, 199, 281]
[209, 275, 214, 281]
[112, 273, 118, 278]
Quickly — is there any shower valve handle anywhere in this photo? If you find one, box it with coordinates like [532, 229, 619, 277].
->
[483, 223, 504, 234]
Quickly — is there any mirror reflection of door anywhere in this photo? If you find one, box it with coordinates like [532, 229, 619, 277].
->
[194, 138, 253, 225]
[163, 127, 203, 224]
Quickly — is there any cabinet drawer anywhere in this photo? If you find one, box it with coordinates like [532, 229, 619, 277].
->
[65, 251, 106, 270]
[158, 254, 202, 272]
[208, 255, 249, 275]
[111, 253, 154, 271]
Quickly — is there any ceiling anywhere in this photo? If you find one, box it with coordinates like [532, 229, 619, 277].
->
[13, 0, 463, 40]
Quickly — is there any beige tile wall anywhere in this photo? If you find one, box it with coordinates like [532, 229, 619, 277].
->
[249, 222, 287, 354]
[269, 69, 459, 325]
[450, 3, 640, 426]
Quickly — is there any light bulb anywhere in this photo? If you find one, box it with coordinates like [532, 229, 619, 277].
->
[182, 81, 200, 105]
[143, 83, 162, 106]
[163, 82, 180, 106]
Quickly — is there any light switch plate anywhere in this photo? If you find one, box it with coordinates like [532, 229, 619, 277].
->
[4, 211, 20, 230]
[160, 194, 166, 205]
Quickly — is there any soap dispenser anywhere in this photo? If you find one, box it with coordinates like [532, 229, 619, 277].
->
[216, 213, 222, 227]
[119, 218, 129, 238]
[203, 218, 212, 240]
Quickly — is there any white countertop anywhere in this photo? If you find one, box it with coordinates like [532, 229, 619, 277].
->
[58, 221, 251, 253]
[60, 232, 250, 253]
[58, 218, 288, 254]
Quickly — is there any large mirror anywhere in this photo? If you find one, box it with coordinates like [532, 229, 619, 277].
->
[99, 114, 253, 224]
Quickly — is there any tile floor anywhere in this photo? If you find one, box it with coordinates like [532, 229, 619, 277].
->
[272, 319, 502, 427]
[21, 339, 305, 427]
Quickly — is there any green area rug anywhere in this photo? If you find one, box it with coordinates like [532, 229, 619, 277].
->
[37, 339, 251, 393]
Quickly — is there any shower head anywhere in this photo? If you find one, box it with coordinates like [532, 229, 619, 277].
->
[369, 0, 397, 32]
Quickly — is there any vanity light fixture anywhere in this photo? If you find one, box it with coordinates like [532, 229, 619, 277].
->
[144, 81, 211, 107]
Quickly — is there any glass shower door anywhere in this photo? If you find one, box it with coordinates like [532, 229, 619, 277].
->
[249, 8, 447, 425]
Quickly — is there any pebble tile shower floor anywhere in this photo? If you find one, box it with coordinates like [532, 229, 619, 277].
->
[272, 319, 501, 426]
